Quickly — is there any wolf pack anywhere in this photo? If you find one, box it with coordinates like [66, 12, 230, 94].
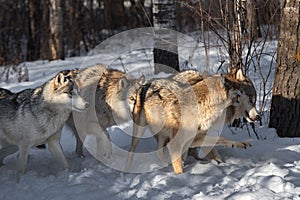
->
[0, 64, 260, 181]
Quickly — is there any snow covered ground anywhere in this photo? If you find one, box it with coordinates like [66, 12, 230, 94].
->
[0, 29, 299, 199]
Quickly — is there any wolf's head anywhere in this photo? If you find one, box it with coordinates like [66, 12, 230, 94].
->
[225, 69, 260, 123]
[114, 75, 146, 121]
[50, 70, 89, 112]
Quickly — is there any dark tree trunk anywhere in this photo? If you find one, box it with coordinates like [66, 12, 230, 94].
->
[153, 0, 179, 74]
[269, 0, 300, 137]
[103, 0, 113, 30]
[246, 0, 261, 40]
[67, 0, 81, 57]
[112, 0, 126, 29]
[40, 0, 50, 59]
[49, 0, 64, 60]
[27, 0, 41, 61]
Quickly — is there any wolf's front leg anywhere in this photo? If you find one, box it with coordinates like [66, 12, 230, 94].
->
[16, 145, 30, 182]
[191, 135, 251, 149]
[155, 135, 170, 164]
[167, 136, 183, 174]
[97, 128, 112, 159]
[168, 146, 183, 174]
[47, 131, 69, 169]
[126, 118, 147, 171]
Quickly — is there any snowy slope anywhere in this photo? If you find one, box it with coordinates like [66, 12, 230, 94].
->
[0, 31, 299, 199]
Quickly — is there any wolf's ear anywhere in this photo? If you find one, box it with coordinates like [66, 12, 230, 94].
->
[118, 77, 129, 89]
[236, 68, 246, 81]
[137, 74, 146, 85]
[55, 73, 65, 87]
[220, 74, 232, 90]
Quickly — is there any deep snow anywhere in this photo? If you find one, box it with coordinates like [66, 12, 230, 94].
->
[0, 29, 299, 199]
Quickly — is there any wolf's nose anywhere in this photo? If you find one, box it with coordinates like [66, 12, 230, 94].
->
[84, 102, 90, 109]
[254, 114, 261, 121]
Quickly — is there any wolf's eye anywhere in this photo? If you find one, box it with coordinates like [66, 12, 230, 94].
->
[69, 89, 77, 96]
[129, 96, 135, 101]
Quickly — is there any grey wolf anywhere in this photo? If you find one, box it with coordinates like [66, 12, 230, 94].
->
[0, 70, 89, 180]
[37, 69, 80, 150]
[127, 74, 250, 174]
[66, 64, 145, 160]
[172, 68, 260, 163]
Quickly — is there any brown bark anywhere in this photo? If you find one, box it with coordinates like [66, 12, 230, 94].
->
[246, 0, 261, 40]
[269, 0, 300, 137]
[49, 0, 64, 60]
[67, 0, 81, 57]
[27, 0, 43, 61]
[40, 0, 50, 59]
[112, 0, 126, 28]
[103, 0, 112, 30]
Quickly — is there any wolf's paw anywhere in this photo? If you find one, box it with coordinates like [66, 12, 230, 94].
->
[16, 169, 25, 183]
[232, 141, 251, 149]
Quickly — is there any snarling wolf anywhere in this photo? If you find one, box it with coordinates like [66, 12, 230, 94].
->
[0, 70, 89, 180]
[172, 68, 260, 163]
[66, 64, 144, 159]
[127, 73, 251, 174]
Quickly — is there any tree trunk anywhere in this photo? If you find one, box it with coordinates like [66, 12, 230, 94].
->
[40, 0, 50, 59]
[269, 0, 300, 137]
[27, 0, 41, 61]
[49, 0, 64, 60]
[246, 0, 261, 40]
[153, 0, 179, 74]
[67, 0, 81, 57]
[232, 0, 243, 69]
[103, 0, 112, 30]
[112, 0, 126, 29]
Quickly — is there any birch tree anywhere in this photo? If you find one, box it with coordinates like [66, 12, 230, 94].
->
[153, 0, 179, 73]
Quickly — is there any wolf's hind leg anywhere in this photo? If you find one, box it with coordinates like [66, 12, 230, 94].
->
[0, 143, 18, 166]
[75, 131, 84, 158]
[167, 129, 183, 174]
